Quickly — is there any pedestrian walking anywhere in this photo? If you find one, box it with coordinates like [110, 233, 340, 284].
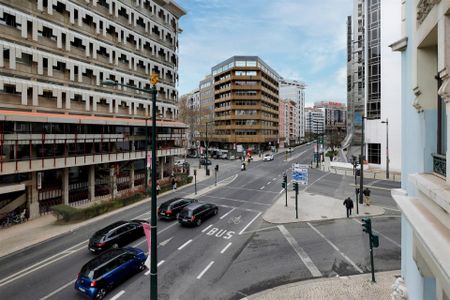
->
[171, 176, 177, 190]
[343, 197, 354, 218]
[156, 181, 161, 195]
[363, 187, 371, 206]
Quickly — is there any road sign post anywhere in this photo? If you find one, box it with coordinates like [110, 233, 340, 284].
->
[282, 174, 288, 207]
[362, 217, 379, 283]
[194, 169, 197, 195]
[292, 165, 309, 219]
[293, 182, 299, 219]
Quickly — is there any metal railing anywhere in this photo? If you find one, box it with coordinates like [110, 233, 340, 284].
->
[432, 153, 446, 177]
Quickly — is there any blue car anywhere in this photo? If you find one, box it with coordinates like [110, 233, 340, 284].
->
[75, 247, 146, 299]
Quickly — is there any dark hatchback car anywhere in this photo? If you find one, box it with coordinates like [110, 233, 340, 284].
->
[158, 197, 197, 220]
[75, 247, 146, 300]
[178, 203, 218, 226]
[88, 220, 147, 254]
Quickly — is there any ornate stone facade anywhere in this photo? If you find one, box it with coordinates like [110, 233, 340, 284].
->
[417, 0, 441, 25]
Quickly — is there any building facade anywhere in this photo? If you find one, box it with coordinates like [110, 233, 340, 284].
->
[209, 56, 279, 153]
[278, 99, 298, 146]
[199, 74, 214, 121]
[279, 79, 306, 142]
[313, 101, 347, 132]
[346, 0, 402, 173]
[0, 0, 186, 219]
[390, 0, 450, 299]
[304, 107, 325, 137]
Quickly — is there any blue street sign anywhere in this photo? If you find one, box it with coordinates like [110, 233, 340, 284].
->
[354, 112, 362, 125]
[292, 167, 308, 185]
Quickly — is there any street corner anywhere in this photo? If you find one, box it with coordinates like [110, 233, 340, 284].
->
[351, 203, 386, 219]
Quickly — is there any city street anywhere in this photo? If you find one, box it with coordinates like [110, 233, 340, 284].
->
[0, 144, 401, 300]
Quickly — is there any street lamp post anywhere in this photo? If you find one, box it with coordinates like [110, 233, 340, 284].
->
[359, 115, 366, 206]
[381, 119, 389, 179]
[204, 121, 214, 176]
[102, 76, 159, 300]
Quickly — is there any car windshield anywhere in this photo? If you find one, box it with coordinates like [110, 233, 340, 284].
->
[79, 264, 95, 279]
[180, 209, 193, 217]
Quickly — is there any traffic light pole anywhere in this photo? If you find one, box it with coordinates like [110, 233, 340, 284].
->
[362, 217, 378, 283]
[194, 169, 197, 195]
[294, 182, 299, 219]
[283, 174, 288, 207]
[369, 234, 375, 283]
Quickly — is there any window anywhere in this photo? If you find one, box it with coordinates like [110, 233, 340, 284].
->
[1, 13, 16, 27]
[368, 143, 381, 164]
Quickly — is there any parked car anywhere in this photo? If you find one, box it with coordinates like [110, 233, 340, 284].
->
[88, 220, 147, 254]
[75, 247, 146, 299]
[199, 158, 212, 165]
[263, 153, 274, 161]
[174, 159, 187, 166]
[158, 197, 198, 220]
[178, 203, 218, 226]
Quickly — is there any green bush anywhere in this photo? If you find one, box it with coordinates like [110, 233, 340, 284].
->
[52, 192, 145, 223]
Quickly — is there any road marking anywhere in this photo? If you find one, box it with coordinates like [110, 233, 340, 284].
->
[260, 186, 265, 190]
[240, 225, 279, 235]
[159, 237, 173, 247]
[220, 242, 232, 254]
[110, 290, 125, 300]
[304, 173, 330, 191]
[239, 212, 262, 235]
[307, 222, 363, 273]
[39, 279, 76, 300]
[278, 225, 322, 277]
[197, 261, 215, 279]
[352, 219, 401, 248]
[202, 195, 271, 206]
[202, 224, 213, 232]
[220, 208, 235, 220]
[133, 223, 179, 247]
[218, 174, 239, 185]
[145, 260, 165, 276]
[178, 239, 192, 250]
[220, 186, 279, 194]
[267, 181, 271, 185]
[273, 178, 277, 181]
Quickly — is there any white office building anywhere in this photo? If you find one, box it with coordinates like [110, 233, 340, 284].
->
[279, 79, 306, 143]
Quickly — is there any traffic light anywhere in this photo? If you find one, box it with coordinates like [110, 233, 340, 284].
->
[362, 217, 372, 234]
[292, 182, 298, 193]
[282, 174, 287, 189]
[283, 174, 287, 183]
[371, 234, 379, 248]
[215, 164, 219, 171]
[282, 181, 286, 188]
[193, 169, 197, 176]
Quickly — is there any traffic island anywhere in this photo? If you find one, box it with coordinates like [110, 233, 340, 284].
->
[263, 190, 385, 224]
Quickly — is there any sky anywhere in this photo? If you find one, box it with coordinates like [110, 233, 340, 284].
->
[176, 0, 352, 106]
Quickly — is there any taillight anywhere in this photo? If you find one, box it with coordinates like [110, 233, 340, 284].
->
[95, 242, 105, 247]
[90, 281, 96, 287]
[166, 210, 172, 215]
[191, 215, 195, 221]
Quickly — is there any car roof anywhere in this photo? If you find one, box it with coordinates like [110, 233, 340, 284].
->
[94, 221, 128, 235]
[183, 202, 211, 210]
[83, 248, 127, 270]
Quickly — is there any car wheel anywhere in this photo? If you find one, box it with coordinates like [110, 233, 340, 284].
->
[95, 288, 107, 300]
[138, 262, 145, 271]
[111, 243, 119, 249]
[196, 218, 202, 226]
[214, 208, 218, 215]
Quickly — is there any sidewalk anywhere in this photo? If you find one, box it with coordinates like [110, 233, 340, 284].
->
[0, 169, 214, 259]
[247, 177, 396, 300]
[242, 270, 401, 300]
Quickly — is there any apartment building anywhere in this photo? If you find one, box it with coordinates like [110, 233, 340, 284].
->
[279, 79, 306, 143]
[278, 99, 298, 147]
[0, 0, 186, 219]
[345, 0, 402, 172]
[314, 101, 347, 132]
[390, 1, 450, 299]
[209, 56, 279, 153]
[304, 107, 325, 136]
[199, 74, 214, 121]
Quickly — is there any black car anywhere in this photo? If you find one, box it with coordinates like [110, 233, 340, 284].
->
[178, 203, 218, 226]
[199, 158, 212, 165]
[158, 197, 198, 220]
[88, 220, 147, 254]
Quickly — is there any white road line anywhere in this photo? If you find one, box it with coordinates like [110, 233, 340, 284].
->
[177, 239, 192, 250]
[133, 223, 179, 247]
[277, 225, 322, 277]
[196, 261, 215, 279]
[110, 290, 125, 300]
[273, 178, 277, 181]
[304, 173, 330, 191]
[267, 181, 271, 185]
[145, 270, 150, 275]
[352, 219, 401, 248]
[202, 195, 271, 206]
[39, 279, 76, 300]
[219, 208, 235, 220]
[239, 212, 262, 235]
[220, 242, 232, 254]
[158, 260, 165, 267]
[201, 224, 213, 232]
[279, 189, 284, 194]
[307, 222, 363, 273]
[260, 186, 265, 190]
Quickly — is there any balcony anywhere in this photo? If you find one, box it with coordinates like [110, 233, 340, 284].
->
[432, 153, 446, 178]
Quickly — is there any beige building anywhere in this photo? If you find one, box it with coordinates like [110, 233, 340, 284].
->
[209, 56, 279, 154]
[0, 0, 186, 219]
[278, 99, 298, 146]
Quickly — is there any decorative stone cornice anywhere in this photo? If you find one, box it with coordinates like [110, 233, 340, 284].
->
[417, 0, 441, 25]
[412, 87, 424, 113]
[438, 71, 450, 103]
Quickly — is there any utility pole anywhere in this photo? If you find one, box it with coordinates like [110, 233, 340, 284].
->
[359, 115, 365, 207]
[362, 218, 379, 283]
[282, 173, 288, 207]
[293, 182, 299, 219]
[381, 119, 389, 179]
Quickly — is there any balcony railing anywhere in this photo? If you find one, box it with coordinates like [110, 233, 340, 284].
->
[432, 153, 446, 177]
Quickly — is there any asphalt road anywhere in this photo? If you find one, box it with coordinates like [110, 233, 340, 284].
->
[0, 144, 401, 300]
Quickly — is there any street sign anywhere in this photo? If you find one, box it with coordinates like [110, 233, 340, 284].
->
[292, 166, 308, 185]
[354, 112, 362, 125]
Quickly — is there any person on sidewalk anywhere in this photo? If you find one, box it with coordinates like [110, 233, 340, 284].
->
[156, 181, 161, 195]
[171, 176, 177, 190]
[363, 187, 371, 206]
[343, 197, 354, 218]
